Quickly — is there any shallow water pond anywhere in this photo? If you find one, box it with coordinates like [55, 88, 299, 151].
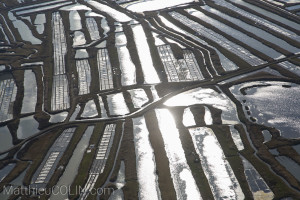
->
[155, 109, 202, 200]
[107, 93, 130, 116]
[230, 81, 300, 138]
[182, 107, 196, 127]
[22, 70, 37, 114]
[133, 116, 161, 200]
[189, 127, 244, 199]
[81, 100, 98, 118]
[128, 89, 149, 108]
[0, 126, 13, 152]
[17, 116, 39, 139]
[164, 87, 240, 125]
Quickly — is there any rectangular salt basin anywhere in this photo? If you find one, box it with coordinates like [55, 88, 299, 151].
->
[189, 127, 244, 199]
[200, 5, 299, 54]
[131, 24, 160, 84]
[50, 126, 94, 200]
[106, 93, 130, 116]
[182, 107, 196, 127]
[115, 32, 136, 86]
[69, 10, 82, 31]
[155, 109, 202, 200]
[87, 0, 132, 22]
[158, 15, 238, 71]
[212, 0, 299, 41]
[133, 116, 161, 200]
[128, 88, 149, 108]
[186, 8, 282, 59]
[22, 70, 37, 113]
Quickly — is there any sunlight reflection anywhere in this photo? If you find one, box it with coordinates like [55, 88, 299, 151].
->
[155, 109, 202, 200]
[182, 107, 196, 127]
[164, 88, 240, 124]
[189, 127, 244, 199]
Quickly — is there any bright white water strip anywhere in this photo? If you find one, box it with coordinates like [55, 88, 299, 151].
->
[278, 61, 300, 76]
[175, 10, 266, 66]
[152, 32, 165, 46]
[115, 23, 123, 32]
[34, 14, 46, 34]
[98, 95, 108, 118]
[85, 11, 104, 18]
[164, 87, 240, 125]
[86, 0, 132, 22]
[126, 0, 194, 12]
[81, 100, 98, 118]
[115, 32, 136, 86]
[131, 24, 160, 84]
[229, 125, 244, 151]
[101, 18, 110, 37]
[69, 10, 82, 31]
[182, 107, 196, 127]
[128, 88, 149, 108]
[75, 49, 89, 59]
[150, 86, 160, 101]
[60, 3, 92, 11]
[107, 93, 130, 116]
[204, 106, 213, 125]
[155, 109, 202, 200]
[22, 70, 37, 114]
[133, 116, 162, 200]
[189, 127, 244, 199]
[73, 31, 86, 46]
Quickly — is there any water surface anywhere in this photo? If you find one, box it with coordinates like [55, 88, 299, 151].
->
[131, 24, 160, 84]
[230, 81, 300, 138]
[107, 93, 130, 116]
[22, 70, 37, 114]
[0, 126, 13, 152]
[189, 127, 244, 199]
[17, 116, 39, 139]
[128, 89, 149, 108]
[50, 126, 94, 200]
[133, 116, 161, 200]
[155, 109, 202, 200]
